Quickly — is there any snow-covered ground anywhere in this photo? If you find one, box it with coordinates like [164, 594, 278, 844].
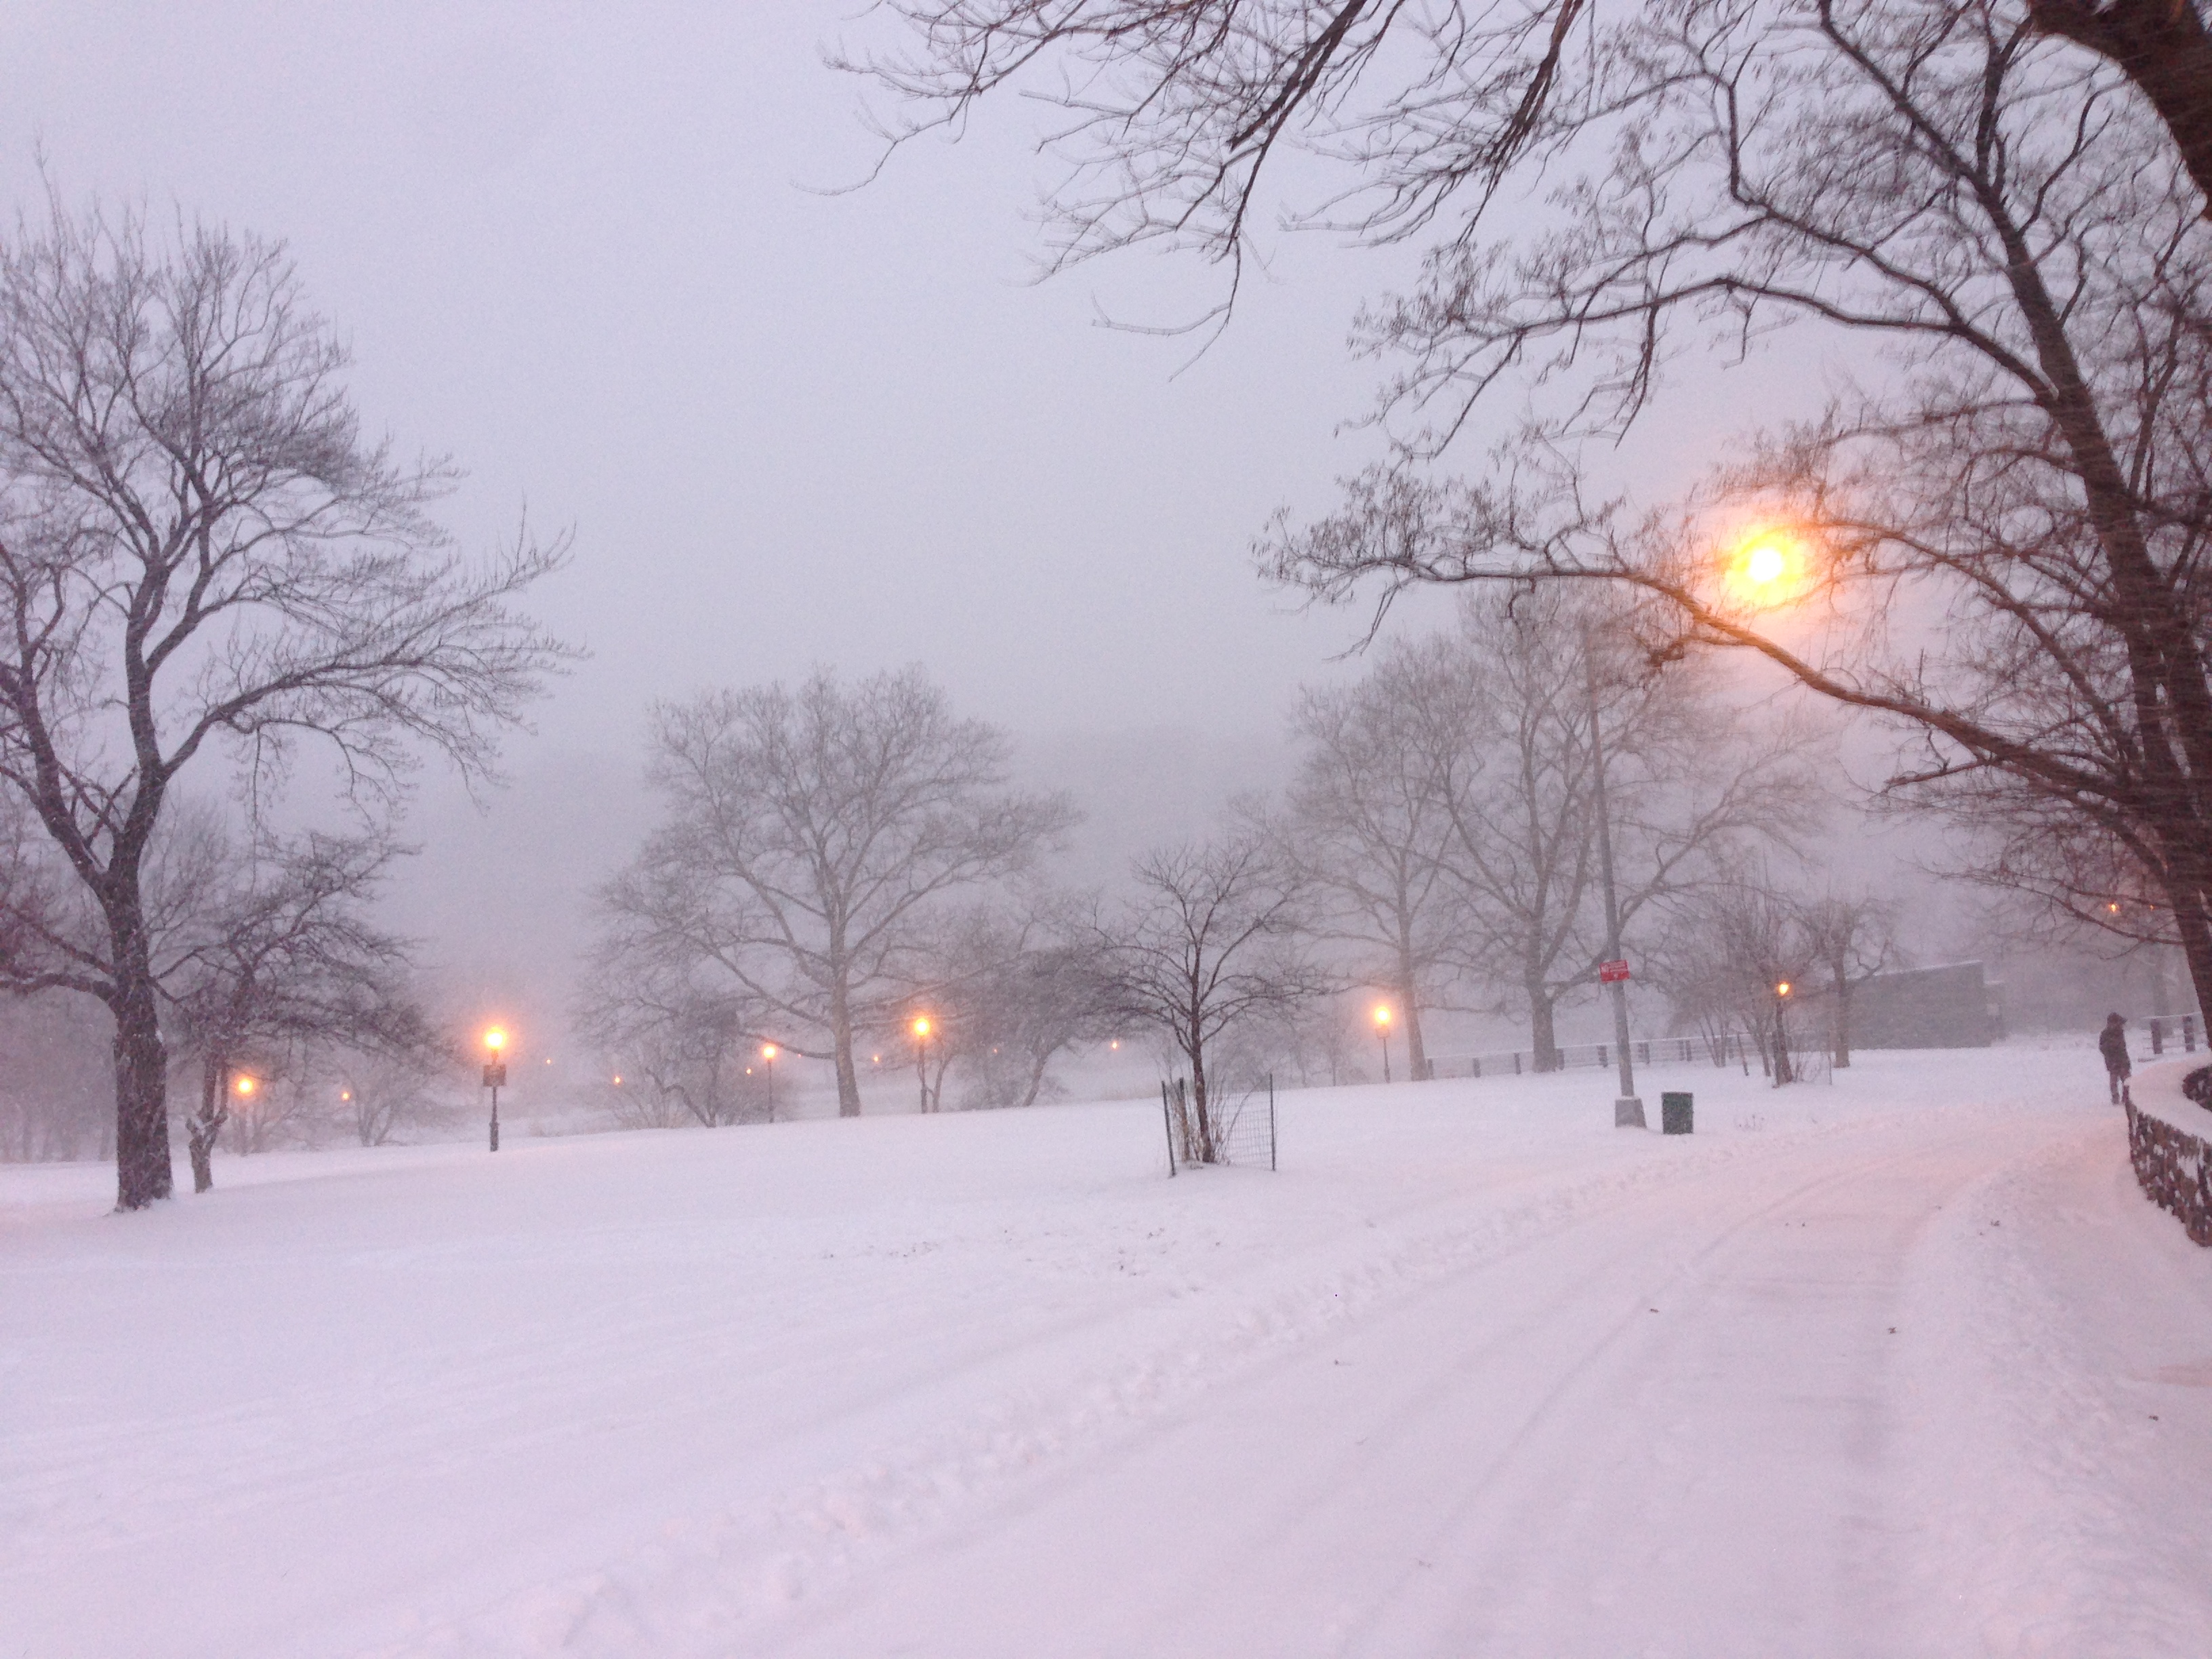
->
[5, 1048, 2210, 1658]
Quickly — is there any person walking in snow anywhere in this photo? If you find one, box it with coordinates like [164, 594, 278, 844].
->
[2099, 1012, 2132, 1105]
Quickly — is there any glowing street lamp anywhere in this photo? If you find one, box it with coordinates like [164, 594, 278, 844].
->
[1725, 527, 1814, 609]
[1373, 1003, 1395, 1084]
[483, 1027, 510, 1153]
[760, 1042, 779, 1117]
[912, 1015, 934, 1113]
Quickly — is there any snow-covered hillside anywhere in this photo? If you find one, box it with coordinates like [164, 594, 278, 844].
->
[5, 1050, 2209, 1657]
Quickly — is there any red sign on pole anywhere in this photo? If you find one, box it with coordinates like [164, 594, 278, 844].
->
[1598, 959, 1632, 983]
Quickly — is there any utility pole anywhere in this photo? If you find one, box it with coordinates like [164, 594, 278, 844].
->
[1585, 633, 1644, 1129]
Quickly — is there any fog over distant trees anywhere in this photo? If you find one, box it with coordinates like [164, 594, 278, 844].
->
[583, 668, 1076, 1118]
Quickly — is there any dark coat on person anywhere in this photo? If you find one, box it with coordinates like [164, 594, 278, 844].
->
[2099, 1021, 2131, 1074]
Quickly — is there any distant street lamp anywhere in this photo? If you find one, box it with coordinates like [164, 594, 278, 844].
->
[483, 1027, 510, 1152]
[912, 1015, 933, 1113]
[760, 1043, 779, 1117]
[1373, 1003, 1394, 1084]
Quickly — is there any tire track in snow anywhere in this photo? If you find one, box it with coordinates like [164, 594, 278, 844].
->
[361, 1106, 2007, 1657]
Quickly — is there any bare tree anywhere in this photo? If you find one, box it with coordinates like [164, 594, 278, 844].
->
[1262, 3, 2212, 1024]
[852, 1, 2212, 310]
[1282, 642, 1460, 1080]
[856, 3, 2212, 1029]
[905, 897, 1122, 1110]
[1662, 876, 1818, 1084]
[1798, 890, 1897, 1067]
[1416, 589, 1811, 1067]
[572, 941, 759, 1128]
[593, 668, 1074, 1117]
[161, 824, 438, 1191]
[1103, 829, 1328, 1161]
[337, 1038, 455, 1147]
[0, 200, 568, 1208]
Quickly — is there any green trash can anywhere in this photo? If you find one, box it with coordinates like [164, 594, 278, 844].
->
[1661, 1091, 1694, 1135]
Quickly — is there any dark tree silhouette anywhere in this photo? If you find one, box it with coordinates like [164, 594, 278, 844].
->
[0, 200, 568, 1208]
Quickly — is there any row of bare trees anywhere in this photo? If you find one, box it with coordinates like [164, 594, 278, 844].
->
[1658, 879, 1898, 1083]
[855, 0, 2212, 1028]
[1280, 586, 1818, 1076]
[576, 587, 1826, 1144]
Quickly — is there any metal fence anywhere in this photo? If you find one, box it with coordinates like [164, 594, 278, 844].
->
[1427, 1034, 1759, 1081]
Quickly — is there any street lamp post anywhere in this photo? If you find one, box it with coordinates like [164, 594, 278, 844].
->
[1584, 632, 1644, 1129]
[483, 1027, 509, 1151]
[912, 1016, 933, 1113]
[760, 1043, 778, 1118]
[1373, 1003, 1394, 1084]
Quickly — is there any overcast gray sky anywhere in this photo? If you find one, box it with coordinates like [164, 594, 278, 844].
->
[1, 3, 1852, 1059]
[0, 3, 1458, 746]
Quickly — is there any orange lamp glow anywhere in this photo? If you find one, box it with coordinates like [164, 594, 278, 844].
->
[1726, 527, 1811, 607]
[1776, 981, 1793, 998]
[1373, 1004, 1393, 1029]
[233, 1074, 257, 1098]
[912, 1015, 933, 1040]
[760, 1043, 778, 1062]
[485, 1027, 509, 1054]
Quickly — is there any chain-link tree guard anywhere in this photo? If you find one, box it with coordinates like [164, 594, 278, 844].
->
[1163, 1075, 1275, 1174]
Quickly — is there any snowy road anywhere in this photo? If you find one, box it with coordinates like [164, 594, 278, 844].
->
[5, 1051, 2209, 1657]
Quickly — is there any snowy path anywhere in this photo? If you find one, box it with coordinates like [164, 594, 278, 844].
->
[5, 1052, 2209, 1657]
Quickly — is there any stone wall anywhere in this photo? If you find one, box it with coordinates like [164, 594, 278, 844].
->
[2126, 1092, 2212, 1247]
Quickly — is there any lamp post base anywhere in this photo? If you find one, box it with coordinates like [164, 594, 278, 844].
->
[1615, 1096, 1647, 1129]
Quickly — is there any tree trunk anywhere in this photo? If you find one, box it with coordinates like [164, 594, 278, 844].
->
[186, 1061, 225, 1194]
[830, 983, 862, 1117]
[1528, 987, 1561, 1071]
[1188, 1037, 1215, 1163]
[1397, 956, 1429, 1082]
[1019, 1052, 1053, 1109]
[110, 971, 173, 1210]
[2171, 888, 2212, 1030]
[2030, 0, 2212, 220]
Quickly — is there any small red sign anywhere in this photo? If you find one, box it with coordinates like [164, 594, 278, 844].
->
[1598, 959, 1632, 983]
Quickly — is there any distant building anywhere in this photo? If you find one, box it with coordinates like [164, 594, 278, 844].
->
[1826, 961, 2004, 1050]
